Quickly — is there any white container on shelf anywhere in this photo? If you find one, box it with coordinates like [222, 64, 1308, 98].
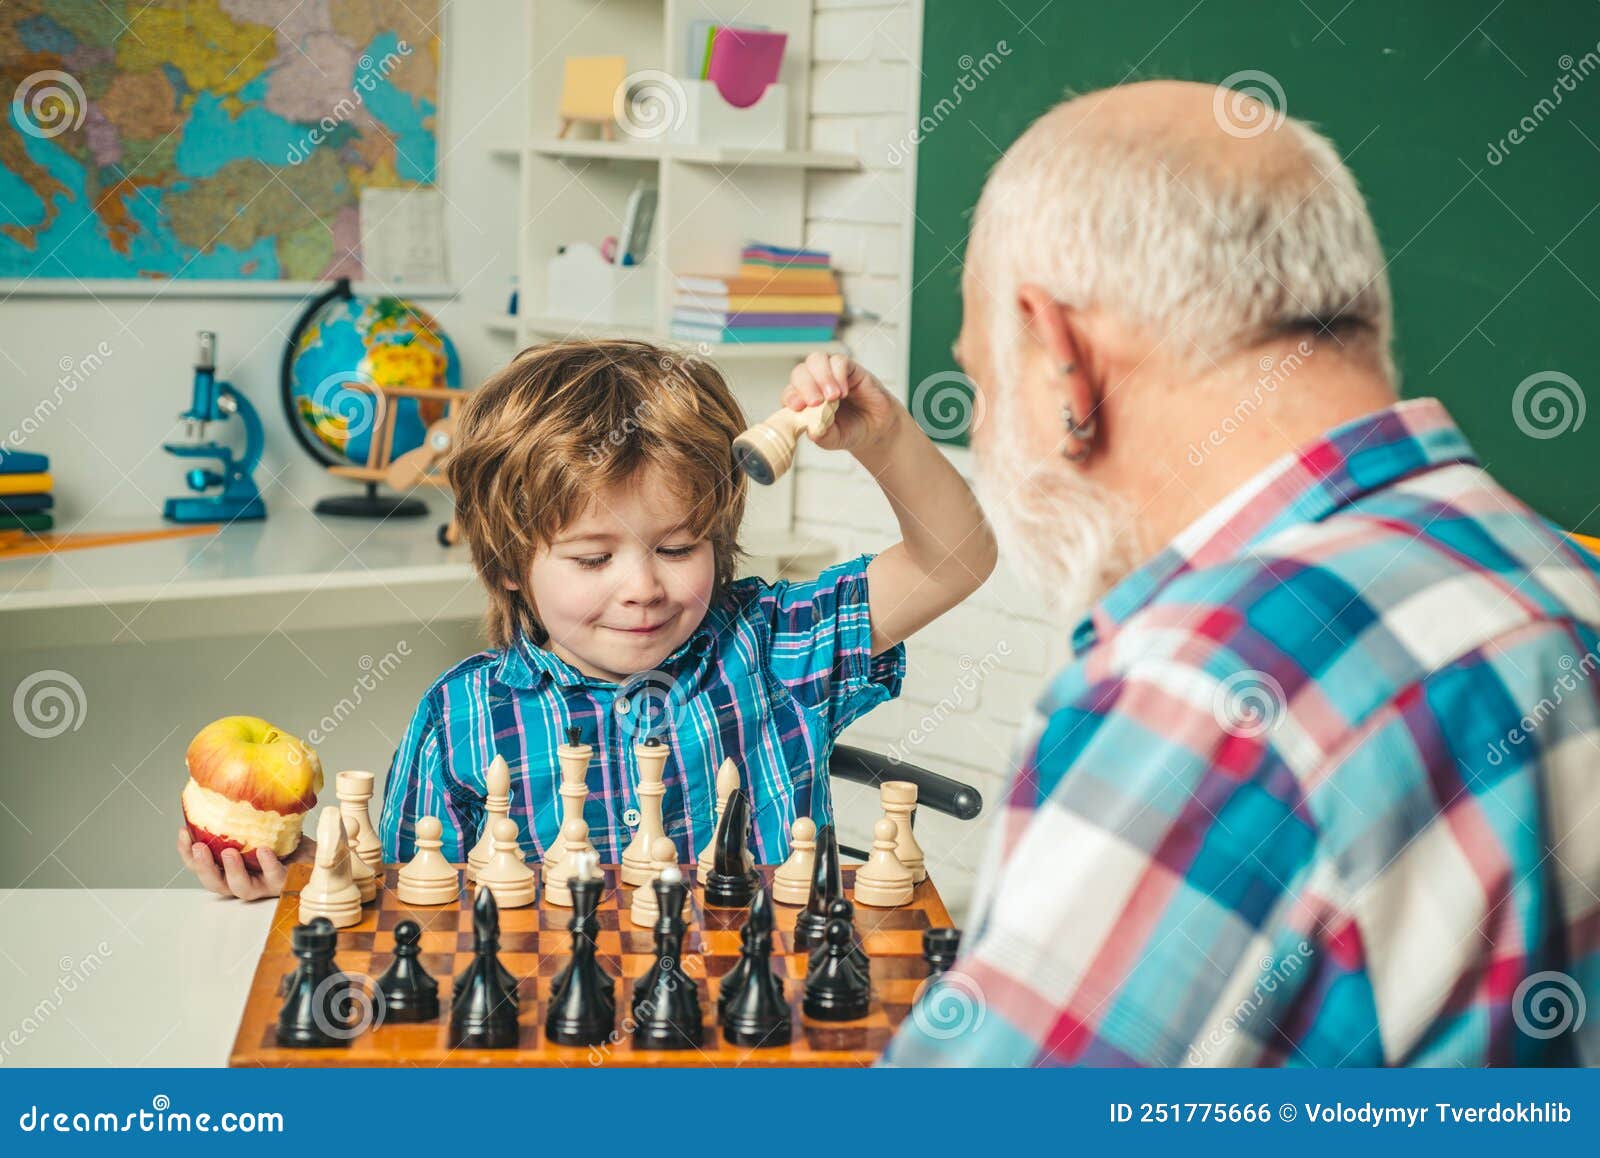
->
[669, 80, 788, 150]
[544, 242, 654, 325]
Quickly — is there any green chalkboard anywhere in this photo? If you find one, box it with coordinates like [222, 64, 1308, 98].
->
[908, 1, 1600, 534]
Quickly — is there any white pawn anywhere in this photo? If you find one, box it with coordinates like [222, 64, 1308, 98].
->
[631, 835, 690, 927]
[544, 818, 595, 908]
[396, 816, 460, 906]
[345, 814, 378, 904]
[771, 817, 816, 905]
[466, 754, 512, 884]
[478, 817, 538, 908]
[880, 780, 926, 883]
[851, 817, 914, 908]
[697, 757, 754, 876]
[300, 807, 363, 927]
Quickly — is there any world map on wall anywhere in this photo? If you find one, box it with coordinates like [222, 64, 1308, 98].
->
[0, 0, 439, 282]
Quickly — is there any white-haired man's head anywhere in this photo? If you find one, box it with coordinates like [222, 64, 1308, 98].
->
[961, 80, 1397, 616]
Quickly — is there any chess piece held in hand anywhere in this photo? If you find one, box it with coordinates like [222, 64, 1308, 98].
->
[732, 399, 838, 485]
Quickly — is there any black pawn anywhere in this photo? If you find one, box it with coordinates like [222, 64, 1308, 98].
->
[632, 873, 705, 1050]
[703, 787, 756, 908]
[449, 887, 520, 1049]
[717, 885, 775, 1016]
[808, 897, 869, 983]
[794, 822, 842, 950]
[276, 917, 351, 1048]
[546, 872, 617, 1046]
[721, 887, 792, 1048]
[923, 927, 962, 976]
[802, 915, 872, 1022]
[377, 919, 439, 1023]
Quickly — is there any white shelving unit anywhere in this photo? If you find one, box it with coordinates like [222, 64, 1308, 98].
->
[486, 0, 857, 540]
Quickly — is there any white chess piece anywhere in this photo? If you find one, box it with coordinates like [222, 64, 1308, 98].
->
[621, 740, 669, 886]
[543, 813, 597, 893]
[544, 818, 596, 907]
[395, 816, 460, 906]
[336, 770, 383, 870]
[851, 817, 914, 908]
[345, 814, 378, 904]
[300, 807, 363, 926]
[543, 732, 592, 885]
[879, 780, 926, 883]
[697, 758, 753, 876]
[631, 835, 690, 927]
[466, 754, 512, 883]
[772, 816, 817, 905]
[478, 817, 538, 908]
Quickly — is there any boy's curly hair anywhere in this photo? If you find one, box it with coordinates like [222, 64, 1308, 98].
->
[447, 340, 748, 650]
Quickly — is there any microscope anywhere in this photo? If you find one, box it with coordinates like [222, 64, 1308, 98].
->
[161, 332, 266, 523]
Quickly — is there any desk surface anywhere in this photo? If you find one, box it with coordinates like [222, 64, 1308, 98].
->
[0, 888, 276, 1066]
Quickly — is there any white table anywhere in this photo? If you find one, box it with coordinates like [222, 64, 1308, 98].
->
[0, 889, 275, 1066]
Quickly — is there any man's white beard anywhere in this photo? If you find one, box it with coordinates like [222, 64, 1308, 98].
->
[971, 387, 1138, 621]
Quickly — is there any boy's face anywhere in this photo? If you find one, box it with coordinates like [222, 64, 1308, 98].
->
[520, 464, 716, 684]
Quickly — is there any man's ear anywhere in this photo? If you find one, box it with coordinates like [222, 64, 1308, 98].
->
[1017, 284, 1098, 459]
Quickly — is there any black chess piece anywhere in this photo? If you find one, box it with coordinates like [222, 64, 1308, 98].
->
[716, 885, 774, 1017]
[632, 872, 706, 1050]
[923, 927, 962, 976]
[808, 897, 869, 983]
[546, 871, 617, 1046]
[377, 919, 439, 1023]
[794, 821, 842, 950]
[276, 917, 352, 1047]
[702, 787, 756, 908]
[721, 886, 792, 1048]
[449, 886, 520, 1049]
[802, 915, 872, 1021]
[566, 724, 583, 747]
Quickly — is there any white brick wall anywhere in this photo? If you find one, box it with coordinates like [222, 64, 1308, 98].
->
[798, 1, 1066, 921]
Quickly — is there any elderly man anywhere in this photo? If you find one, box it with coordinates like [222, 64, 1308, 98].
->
[886, 81, 1600, 1066]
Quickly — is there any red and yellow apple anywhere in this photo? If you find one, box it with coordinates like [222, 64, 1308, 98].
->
[181, 716, 323, 870]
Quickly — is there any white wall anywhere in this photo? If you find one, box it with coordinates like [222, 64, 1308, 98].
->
[799, 0, 1063, 919]
[0, 2, 525, 525]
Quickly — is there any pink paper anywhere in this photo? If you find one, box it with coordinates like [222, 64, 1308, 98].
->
[707, 28, 787, 109]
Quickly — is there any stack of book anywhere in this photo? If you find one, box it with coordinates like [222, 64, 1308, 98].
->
[0, 448, 52, 532]
[672, 243, 843, 344]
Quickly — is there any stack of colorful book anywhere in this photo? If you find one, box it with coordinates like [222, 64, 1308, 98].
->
[672, 243, 843, 344]
[0, 448, 52, 532]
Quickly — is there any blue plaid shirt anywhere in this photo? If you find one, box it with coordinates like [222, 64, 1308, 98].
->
[379, 554, 905, 865]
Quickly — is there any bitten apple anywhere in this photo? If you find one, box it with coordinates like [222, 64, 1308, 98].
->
[181, 716, 322, 870]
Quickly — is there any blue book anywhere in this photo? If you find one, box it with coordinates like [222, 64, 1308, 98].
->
[0, 448, 47, 474]
[0, 493, 53, 514]
[670, 323, 836, 344]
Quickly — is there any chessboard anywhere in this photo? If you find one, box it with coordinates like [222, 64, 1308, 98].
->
[229, 862, 953, 1067]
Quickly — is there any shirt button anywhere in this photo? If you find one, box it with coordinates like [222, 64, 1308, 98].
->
[623, 807, 641, 827]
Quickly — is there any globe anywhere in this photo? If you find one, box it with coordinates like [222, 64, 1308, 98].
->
[284, 291, 461, 470]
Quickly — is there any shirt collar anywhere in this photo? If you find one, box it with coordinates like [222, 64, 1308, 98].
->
[495, 598, 729, 693]
[1069, 398, 1478, 655]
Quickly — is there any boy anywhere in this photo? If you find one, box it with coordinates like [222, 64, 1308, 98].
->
[179, 341, 994, 897]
